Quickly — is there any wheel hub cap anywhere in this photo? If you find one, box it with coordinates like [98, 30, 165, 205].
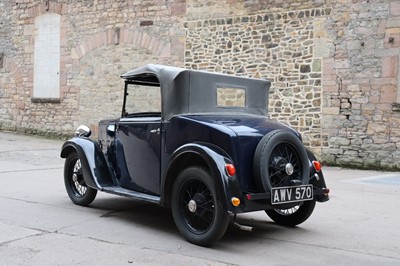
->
[72, 173, 78, 182]
[188, 199, 197, 213]
[285, 163, 294, 175]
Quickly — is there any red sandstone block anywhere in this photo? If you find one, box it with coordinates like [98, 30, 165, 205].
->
[156, 41, 165, 55]
[377, 20, 387, 35]
[122, 29, 129, 43]
[171, 3, 186, 16]
[152, 39, 161, 54]
[15, 76, 23, 85]
[119, 28, 125, 44]
[148, 36, 156, 50]
[324, 85, 338, 93]
[323, 58, 335, 75]
[126, 30, 134, 44]
[67, 86, 78, 93]
[390, 1, 400, 16]
[60, 38, 68, 48]
[27, 69, 33, 82]
[61, 3, 67, 14]
[60, 73, 67, 86]
[380, 84, 397, 103]
[98, 31, 105, 45]
[76, 45, 84, 58]
[384, 33, 400, 48]
[83, 42, 91, 55]
[369, 96, 380, 104]
[91, 34, 99, 49]
[89, 38, 96, 51]
[107, 29, 113, 45]
[16, 101, 25, 110]
[370, 77, 397, 86]
[381, 56, 398, 78]
[172, 42, 184, 56]
[323, 74, 337, 83]
[376, 103, 393, 112]
[141, 32, 150, 48]
[100, 32, 108, 46]
[56, 3, 63, 14]
[72, 59, 79, 68]
[160, 42, 171, 57]
[33, 6, 39, 17]
[134, 31, 142, 47]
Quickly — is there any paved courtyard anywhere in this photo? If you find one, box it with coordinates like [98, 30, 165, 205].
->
[0, 131, 399, 265]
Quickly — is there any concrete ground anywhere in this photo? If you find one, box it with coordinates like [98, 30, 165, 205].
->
[0, 131, 399, 265]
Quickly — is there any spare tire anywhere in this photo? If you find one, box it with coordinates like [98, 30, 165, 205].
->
[253, 130, 310, 192]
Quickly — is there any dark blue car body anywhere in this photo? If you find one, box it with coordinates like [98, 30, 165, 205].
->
[61, 64, 329, 246]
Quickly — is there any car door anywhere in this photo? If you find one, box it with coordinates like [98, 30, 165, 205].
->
[115, 117, 161, 195]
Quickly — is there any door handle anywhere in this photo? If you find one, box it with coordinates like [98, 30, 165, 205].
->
[150, 128, 160, 134]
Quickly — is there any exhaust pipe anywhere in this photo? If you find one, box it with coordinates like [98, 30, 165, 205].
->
[232, 221, 254, 232]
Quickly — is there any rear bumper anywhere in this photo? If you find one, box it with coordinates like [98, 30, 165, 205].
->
[237, 186, 329, 212]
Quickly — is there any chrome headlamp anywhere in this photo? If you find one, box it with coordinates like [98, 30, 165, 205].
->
[75, 125, 91, 137]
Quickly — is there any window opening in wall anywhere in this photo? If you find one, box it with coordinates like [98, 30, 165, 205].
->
[33, 13, 60, 101]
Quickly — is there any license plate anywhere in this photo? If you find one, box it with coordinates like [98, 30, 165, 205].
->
[271, 185, 313, 205]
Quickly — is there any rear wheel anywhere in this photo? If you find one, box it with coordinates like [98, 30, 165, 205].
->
[64, 152, 97, 206]
[171, 166, 229, 246]
[254, 130, 315, 226]
[266, 200, 316, 226]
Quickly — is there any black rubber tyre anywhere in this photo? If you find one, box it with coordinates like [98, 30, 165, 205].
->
[265, 200, 316, 226]
[64, 152, 97, 206]
[253, 130, 310, 192]
[171, 166, 230, 246]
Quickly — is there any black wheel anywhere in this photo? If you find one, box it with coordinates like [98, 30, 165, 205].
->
[266, 200, 316, 226]
[64, 152, 97, 206]
[254, 130, 310, 192]
[171, 166, 229, 246]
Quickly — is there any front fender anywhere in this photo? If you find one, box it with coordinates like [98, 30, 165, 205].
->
[61, 137, 115, 190]
[162, 143, 244, 213]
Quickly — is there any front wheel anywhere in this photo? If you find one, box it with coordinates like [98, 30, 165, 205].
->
[171, 166, 230, 246]
[64, 152, 97, 206]
[265, 200, 316, 227]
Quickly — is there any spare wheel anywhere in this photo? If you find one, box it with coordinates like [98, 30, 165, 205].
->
[253, 130, 310, 192]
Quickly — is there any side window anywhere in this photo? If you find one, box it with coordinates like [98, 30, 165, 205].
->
[33, 13, 61, 100]
[124, 84, 161, 117]
[216, 87, 246, 108]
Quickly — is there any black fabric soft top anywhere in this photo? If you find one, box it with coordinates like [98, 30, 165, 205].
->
[121, 64, 271, 121]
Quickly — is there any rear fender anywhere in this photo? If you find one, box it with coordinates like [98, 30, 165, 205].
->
[60, 137, 115, 190]
[306, 149, 329, 202]
[162, 143, 244, 212]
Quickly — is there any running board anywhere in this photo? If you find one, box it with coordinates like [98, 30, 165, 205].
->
[101, 186, 160, 204]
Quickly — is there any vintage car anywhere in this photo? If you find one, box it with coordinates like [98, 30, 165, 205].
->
[61, 64, 329, 246]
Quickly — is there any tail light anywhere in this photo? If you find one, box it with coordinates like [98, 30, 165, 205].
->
[225, 164, 236, 177]
[312, 160, 322, 172]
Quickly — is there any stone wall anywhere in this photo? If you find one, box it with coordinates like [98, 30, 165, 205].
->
[184, 0, 400, 169]
[185, 8, 328, 154]
[0, 0, 185, 137]
[320, 1, 400, 169]
[1, 0, 400, 169]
